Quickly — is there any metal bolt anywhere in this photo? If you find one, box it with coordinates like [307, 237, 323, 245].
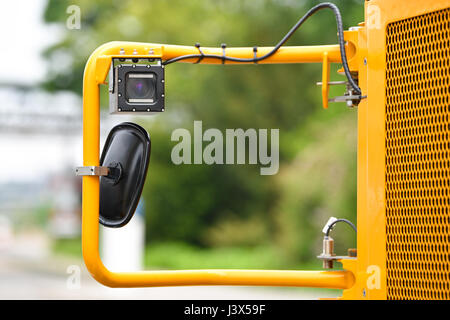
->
[364, 57, 367, 65]
[362, 289, 366, 297]
[322, 236, 335, 269]
[348, 248, 357, 257]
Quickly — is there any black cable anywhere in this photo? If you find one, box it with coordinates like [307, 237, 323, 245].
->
[162, 2, 362, 96]
[325, 218, 357, 237]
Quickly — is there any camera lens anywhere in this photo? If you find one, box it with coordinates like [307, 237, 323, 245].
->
[126, 73, 156, 103]
[129, 79, 151, 98]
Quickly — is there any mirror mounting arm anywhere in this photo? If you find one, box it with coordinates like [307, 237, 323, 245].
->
[75, 166, 109, 176]
[75, 163, 123, 184]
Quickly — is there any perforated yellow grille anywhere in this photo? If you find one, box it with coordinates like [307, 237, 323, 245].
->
[385, 8, 450, 300]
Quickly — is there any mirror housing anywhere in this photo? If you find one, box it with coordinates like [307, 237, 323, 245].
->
[99, 122, 151, 227]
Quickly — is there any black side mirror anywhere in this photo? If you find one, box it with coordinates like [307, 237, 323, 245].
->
[99, 122, 151, 228]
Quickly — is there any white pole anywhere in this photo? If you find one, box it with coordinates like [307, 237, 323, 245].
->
[100, 200, 145, 272]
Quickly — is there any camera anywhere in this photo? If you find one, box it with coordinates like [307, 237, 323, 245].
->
[109, 58, 165, 114]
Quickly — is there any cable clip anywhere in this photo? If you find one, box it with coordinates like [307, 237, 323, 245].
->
[221, 43, 227, 65]
[194, 43, 204, 64]
[253, 46, 258, 64]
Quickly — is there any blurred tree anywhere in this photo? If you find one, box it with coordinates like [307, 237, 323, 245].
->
[42, 0, 363, 263]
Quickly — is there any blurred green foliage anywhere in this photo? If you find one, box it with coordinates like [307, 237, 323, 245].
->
[13, 203, 53, 232]
[145, 242, 287, 270]
[43, 0, 363, 266]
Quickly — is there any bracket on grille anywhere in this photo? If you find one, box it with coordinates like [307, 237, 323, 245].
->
[316, 52, 365, 109]
[317, 217, 358, 269]
[316, 80, 365, 108]
[317, 249, 357, 269]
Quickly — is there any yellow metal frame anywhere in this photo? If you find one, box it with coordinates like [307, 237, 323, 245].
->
[82, 40, 359, 290]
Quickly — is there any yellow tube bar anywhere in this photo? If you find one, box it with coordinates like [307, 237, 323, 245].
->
[161, 43, 345, 64]
[82, 41, 356, 288]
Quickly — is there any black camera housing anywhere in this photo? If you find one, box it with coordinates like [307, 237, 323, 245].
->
[109, 58, 165, 114]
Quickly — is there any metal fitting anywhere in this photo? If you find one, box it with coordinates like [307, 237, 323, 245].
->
[75, 166, 109, 176]
[320, 236, 335, 269]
